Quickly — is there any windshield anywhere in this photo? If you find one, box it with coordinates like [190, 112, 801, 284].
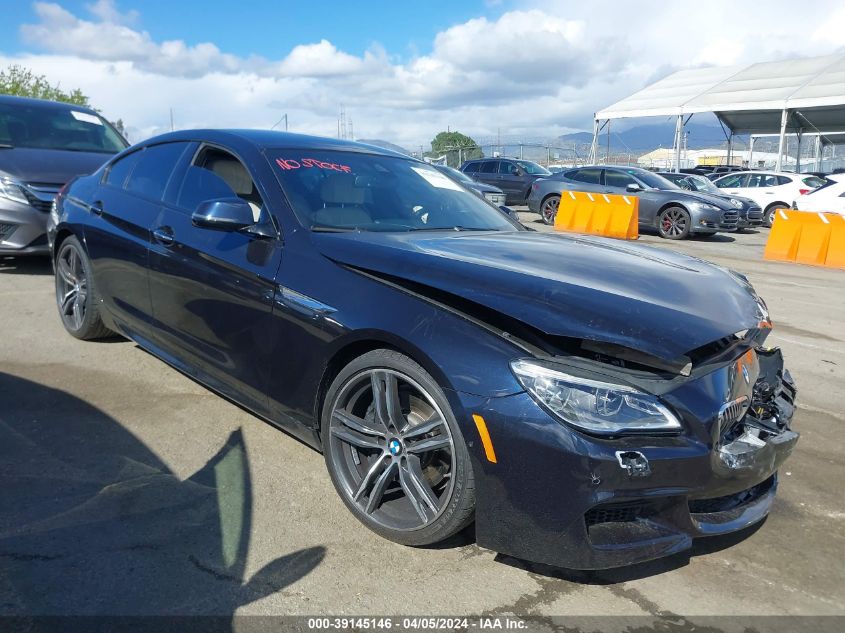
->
[0, 102, 127, 153]
[685, 174, 721, 194]
[436, 164, 475, 185]
[622, 168, 678, 190]
[515, 160, 551, 175]
[270, 151, 519, 232]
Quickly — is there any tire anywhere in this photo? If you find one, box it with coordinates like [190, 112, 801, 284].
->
[54, 236, 113, 340]
[322, 349, 475, 546]
[657, 206, 692, 240]
[764, 204, 787, 228]
[540, 195, 560, 225]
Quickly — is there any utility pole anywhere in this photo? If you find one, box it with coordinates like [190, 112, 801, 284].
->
[169, 108, 174, 132]
[271, 113, 288, 131]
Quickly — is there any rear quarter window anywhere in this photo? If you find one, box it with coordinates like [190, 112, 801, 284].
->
[125, 143, 190, 201]
[104, 151, 143, 188]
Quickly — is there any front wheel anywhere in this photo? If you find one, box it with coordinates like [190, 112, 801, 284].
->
[764, 204, 787, 228]
[54, 236, 112, 340]
[657, 206, 691, 240]
[540, 195, 560, 225]
[322, 349, 475, 546]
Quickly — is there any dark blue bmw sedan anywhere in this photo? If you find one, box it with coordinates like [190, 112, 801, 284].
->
[48, 130, 798, 570]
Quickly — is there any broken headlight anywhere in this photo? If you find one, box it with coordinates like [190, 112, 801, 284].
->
[511, 359, 682, 435]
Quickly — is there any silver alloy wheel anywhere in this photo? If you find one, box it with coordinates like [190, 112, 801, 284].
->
[55, 242, 88, 331]
[541, 195, 560, 225]
[327, 368, 456, 531]
[661, 208, 688, 237]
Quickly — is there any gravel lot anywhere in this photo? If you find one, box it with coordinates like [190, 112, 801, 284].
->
[1, 212, 844, 624]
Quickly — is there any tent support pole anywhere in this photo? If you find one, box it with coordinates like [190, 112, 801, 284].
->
[673, 114, 683, 172]
[726, 133, 734, 166]
[775, 109, 788, 171]
[795, 130, 803, 173]
[606, 120, 611, 164]
[814, 135, 822, 171]
[589, 118, 600, 164]
[748, 136, 755, 169]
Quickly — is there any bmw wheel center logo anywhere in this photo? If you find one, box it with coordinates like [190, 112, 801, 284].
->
[388, 438, 403, 456]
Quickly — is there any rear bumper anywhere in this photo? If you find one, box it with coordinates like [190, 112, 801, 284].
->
[459, 350, 798, 570]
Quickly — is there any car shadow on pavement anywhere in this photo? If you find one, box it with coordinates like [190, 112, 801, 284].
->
[494, 520, 765, 584]
[0, 372, 325, 623]
[0, 256, 53, 275]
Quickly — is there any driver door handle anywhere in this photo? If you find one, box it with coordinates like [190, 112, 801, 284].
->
[153, 226, 174, 246]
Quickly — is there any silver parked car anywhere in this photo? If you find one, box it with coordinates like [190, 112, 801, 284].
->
[527, 165, 739, 239]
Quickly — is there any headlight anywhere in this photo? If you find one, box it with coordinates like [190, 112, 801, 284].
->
[511, 359, 682, 434]
[730, 198, 743, 209]
[690, 201, 719, 212]
[0, 178, 30, 206]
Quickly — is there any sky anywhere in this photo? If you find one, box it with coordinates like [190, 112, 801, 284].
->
[1, 0, 843, 148]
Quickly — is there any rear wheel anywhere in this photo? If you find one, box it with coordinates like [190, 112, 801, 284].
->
[764, 204, 787, 228]
[657, 206, 691, 239]
[540, 195, 560, 225]
[54, 236, 112, 340]
[322, 349, 475, 546]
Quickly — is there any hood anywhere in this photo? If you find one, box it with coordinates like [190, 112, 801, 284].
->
[312, 230, 766, 364]
[0, 147, 115, 185]
[469, 182, 504, 194]
[665, 189, 734, 209]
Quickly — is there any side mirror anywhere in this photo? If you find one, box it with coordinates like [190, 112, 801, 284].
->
[192, 198, 255, 231]
[626, 183, 643, 193]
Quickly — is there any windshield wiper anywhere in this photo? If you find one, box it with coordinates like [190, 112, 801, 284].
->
[410, 226, 495, 232]
[0, 144, 13, 149]
[310, 225, 357, 232]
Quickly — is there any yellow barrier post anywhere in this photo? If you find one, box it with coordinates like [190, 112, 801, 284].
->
[554, 190, 638, 240]
[794, 212, 833, 267]
[763, 209, 804, 263]
[824, 214, 845, 269]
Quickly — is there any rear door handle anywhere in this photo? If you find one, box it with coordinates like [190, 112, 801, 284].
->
[153, 226, 174, 246]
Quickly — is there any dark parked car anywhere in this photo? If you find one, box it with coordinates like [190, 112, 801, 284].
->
[658, 171, 763, 228]
[0, 95, 128, 255]
[49, 130, 797, 570]
[433, 164, 516, 219]
[460, 158, 550, 205]
[527, 165, 740, 238]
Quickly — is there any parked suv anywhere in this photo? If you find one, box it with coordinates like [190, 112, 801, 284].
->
[0, 95, 128, 255]
[713, 171, 826, 227]
[461, 158, 550, 205]
[527, 165, 739, 239]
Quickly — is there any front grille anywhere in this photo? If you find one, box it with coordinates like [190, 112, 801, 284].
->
[22, 188, 56, 213]
[585, 502, 652, 527]
[746, 206, 763, 220]
[718, 396, 749, 435]
[720, 209, 739, 228]
[689, 476, 774, 514]
[0, 222, 16, 241]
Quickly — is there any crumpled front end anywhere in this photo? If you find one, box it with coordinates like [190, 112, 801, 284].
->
[461, 346, 798, 570]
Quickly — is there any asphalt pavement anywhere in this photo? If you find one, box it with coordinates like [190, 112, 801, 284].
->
[1, 214, 843, 625]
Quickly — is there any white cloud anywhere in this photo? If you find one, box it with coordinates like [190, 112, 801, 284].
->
[7, 0, 844, 148]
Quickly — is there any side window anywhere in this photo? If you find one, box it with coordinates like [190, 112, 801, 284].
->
[104, 151, 142, 188]
[569, 168, 602, 184]
[176, 147, 264, 222]
[499, 161, 518, 175]
[604, 170, 637, 188]
[125, 143, 190, 201]
[716, 174, 745, 188]
[478, 161, 499, 174]
[462, 162, 479, 173]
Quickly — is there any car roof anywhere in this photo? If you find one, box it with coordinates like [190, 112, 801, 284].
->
[0, 93, 101, 115]
[136, 129, 413, 159]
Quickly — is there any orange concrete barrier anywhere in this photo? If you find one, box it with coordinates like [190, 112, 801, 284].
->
[554, 190, 638, 240]
[764, 210, 845, 269]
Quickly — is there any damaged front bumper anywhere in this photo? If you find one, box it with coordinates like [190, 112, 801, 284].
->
[459, 347, 798, 570]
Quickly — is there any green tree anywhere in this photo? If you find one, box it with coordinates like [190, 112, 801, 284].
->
[430, 130, 483, 167]
[0, 64, 91, 107]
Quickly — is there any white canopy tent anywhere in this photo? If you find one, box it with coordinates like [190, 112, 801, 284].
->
[591, 53, 845, 171]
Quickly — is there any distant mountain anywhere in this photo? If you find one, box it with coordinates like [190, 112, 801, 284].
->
[558, 122, 745, 153]
[356, 139, 412, 155]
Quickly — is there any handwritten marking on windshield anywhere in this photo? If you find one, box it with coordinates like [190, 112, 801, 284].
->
[276, 158, 351, 173]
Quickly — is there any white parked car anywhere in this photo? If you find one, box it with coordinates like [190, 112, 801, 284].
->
[713, 171, 827, 227]
[794, 174, 845, 215]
